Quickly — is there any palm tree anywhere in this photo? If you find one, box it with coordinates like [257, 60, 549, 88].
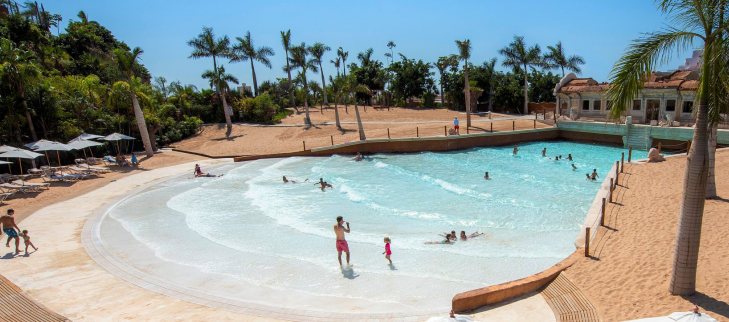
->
[113, 47, 154, 157]
[343, 75, 370, 140]
[331, 57, 341, 78]
[187, 27, 234, 138]
[338, 47, 349, 77]
[385, 41, 396, 64]
[289, 43, 318, 126]
[500, 35, 542, 115]
[543, 41, 585, 77]
[455, 39, 472, 127]
[231, 31, 274, 97]
[308, 42, 331, 106]
[436, 55, 458, 108]
[483, 58, 497, 112]
[280, 30, 296, 109]
[330, 75, 346, 130]
[606, 0, 729, 295]
[202, 66, 239, 118]
[0, 38, 39, 141]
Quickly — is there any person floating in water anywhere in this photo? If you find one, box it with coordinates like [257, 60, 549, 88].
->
[354, 152, 363, 162]
[426, 234, 453, 244]
[383, 237, 392, 265]
[568, 154, 573, 161]
[194, 164, 220, 177]
[554, 155, 559, 161]
[460, 231, 484, 240]
[591, 169, 599, 180]
[572, 164, 577, 171]
[513, 145, 519, 155]
[282, 175, 298, 183]
[334, 216, 351, 267]
[558, 155, 563, 160]
[484, 171, 490, 180]
[317, 178, 333, 191]
[541, 147, 546, 157]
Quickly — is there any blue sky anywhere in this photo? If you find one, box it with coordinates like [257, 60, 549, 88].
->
[44, 0, 697, 91]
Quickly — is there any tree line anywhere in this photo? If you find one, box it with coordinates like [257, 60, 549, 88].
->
[186, 27, 586, 133]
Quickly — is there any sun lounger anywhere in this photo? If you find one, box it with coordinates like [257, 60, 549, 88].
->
[0, 191, 15, 204]
[0, 182, 35, 193]
[68, 166, 98, 174]
[104, 156, 116, 166]
[12, 179, 49, 190]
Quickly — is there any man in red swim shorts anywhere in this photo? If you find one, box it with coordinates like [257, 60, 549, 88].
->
[453, 116, 460, 134]
[333, 216, 351, 267]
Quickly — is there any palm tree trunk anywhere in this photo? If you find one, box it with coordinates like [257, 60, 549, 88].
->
[523, 67, 529, 115]
[220, 90, 233, 138]
[303, 75, 311, 126]
[440, 81, 445, 108]
[285, 52, 296, 110]
[22, 100, 38, 141]
[355, 103, 365, 140]
[320, 63, 328, 106]
[464, 65, 471, 128]
[250, 59, 258, 97]
[334, 103, 342, 130]
[561, 66, 565, 78]
[705, 125, 717, 199]
[130, 93, 154, 157]
[669, 99, 709, 295]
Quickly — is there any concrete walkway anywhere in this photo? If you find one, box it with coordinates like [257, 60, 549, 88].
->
[0, 158, 557, 321]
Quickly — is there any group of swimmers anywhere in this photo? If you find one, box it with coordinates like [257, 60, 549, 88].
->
[283, 176, 332, 191]
[425, 230, 484, 244]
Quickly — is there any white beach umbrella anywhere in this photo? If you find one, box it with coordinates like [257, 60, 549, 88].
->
[72, 133, 105, 141]
[0, 145, 19, 173]
[25, 139, 75, 166]
[0, 149, 42, 174]
[68, 138, 104, 160]
[101, 132, 135, 154]
[0, 160, 12, 165]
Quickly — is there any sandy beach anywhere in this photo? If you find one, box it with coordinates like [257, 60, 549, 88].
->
[566, 150, 729, 321]
[172, 106, 553, 156]
[0, 107, 727, 321]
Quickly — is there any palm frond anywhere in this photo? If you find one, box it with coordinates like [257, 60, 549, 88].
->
[606, 29, 699, 119]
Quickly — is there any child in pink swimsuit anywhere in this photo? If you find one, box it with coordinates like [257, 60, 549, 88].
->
[383, 237, 392, 265]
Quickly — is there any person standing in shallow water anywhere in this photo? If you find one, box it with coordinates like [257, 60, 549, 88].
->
[334, 216, 351, 267]
[513, 145, 519, 155]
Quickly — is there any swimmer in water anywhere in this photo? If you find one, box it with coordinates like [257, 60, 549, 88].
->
[484, 171, 490, 180]
[542, 147, 546, 157]
[572, 164, 577, 170]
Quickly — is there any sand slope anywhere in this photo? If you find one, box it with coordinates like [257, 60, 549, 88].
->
[566, 150, 729, 321]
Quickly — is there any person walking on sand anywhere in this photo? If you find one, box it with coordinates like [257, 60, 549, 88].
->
[19, 230, 37, 255]
[1, 209, 21, 255]
[334, 216, 351, 267]
[383, 237, 392, 265]
[453, 117, 460, 135]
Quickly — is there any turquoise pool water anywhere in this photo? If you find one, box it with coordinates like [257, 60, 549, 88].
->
[100, 141, 647, 316]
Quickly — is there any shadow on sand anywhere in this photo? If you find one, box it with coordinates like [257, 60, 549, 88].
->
[340, 266, 359, 280]
[683, 292, 729, 320]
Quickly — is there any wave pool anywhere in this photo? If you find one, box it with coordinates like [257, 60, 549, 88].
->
[93, 141, 647, 318]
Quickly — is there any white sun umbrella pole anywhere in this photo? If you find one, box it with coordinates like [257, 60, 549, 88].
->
[0, 149, 42, 174]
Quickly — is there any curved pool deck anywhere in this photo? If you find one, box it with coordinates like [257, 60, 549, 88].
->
[0, 158, 556, 321]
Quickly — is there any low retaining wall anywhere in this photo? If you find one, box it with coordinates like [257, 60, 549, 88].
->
[233, 128, 560, 162]
[452, 250, 582, 313]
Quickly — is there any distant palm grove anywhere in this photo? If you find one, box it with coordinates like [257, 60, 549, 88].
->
[0, 1, 586, 146]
